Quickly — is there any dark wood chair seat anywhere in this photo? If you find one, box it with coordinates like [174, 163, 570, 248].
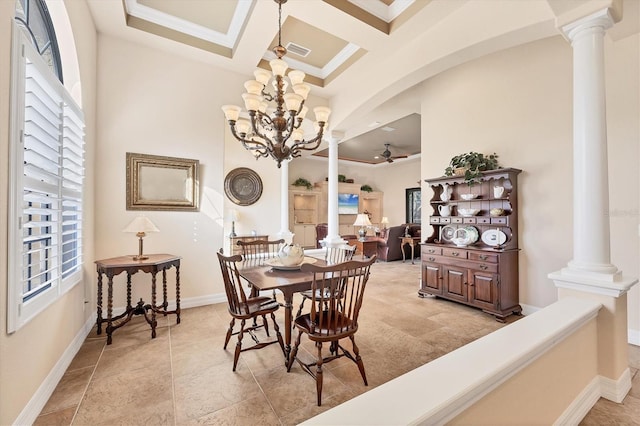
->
[287, 256, 376, 406]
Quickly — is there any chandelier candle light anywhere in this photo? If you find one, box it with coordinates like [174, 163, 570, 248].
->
[123, 216, 159, 261]
[221, 0, 331, 168]
[353, 213, 372, 241]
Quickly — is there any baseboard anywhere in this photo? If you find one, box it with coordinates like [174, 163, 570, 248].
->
[554, 368, 633, 425]
[13, 314, 95, 426]
[520, 303, 540, 316]
[554, 376, 601, 426]
[600, 368, 632, 403]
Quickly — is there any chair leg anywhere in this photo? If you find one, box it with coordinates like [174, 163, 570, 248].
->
[350, 335, 368, 386]
[224, 318, 235, 349]
[287, 330, 302, 372]
[262, 314, 270, 336]
[270, 312, 285, 356]
[315, 341, 324, 406]
[233, 319, 246, 372]
[295, 296, 307, 320]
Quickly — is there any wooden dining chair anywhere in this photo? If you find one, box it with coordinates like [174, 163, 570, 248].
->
[287, 256, 376, 406]
[236, 238, 284, 300]
[216, 251, 285, 372]
[294, 244, 356, 319]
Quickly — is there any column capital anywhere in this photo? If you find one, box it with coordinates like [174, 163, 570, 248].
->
[328, 130, 344, 144]
[560, 8, 615, 42]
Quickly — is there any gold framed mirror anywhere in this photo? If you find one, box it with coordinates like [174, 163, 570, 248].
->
[126, 152, 199, 211]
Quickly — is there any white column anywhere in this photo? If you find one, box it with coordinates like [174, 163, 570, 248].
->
[323, 131, 346, 247]
[549, 7, 637, 403]
[277, 159, 294, 244]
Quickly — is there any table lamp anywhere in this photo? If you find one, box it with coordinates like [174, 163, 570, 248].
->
[229, 209, 239, 237]
[353, 213, 372, 241]
[123, 216, 159, 260]
[381, 217, 389, 230]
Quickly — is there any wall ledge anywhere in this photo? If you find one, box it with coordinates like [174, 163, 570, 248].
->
[302, 297, 602, 425]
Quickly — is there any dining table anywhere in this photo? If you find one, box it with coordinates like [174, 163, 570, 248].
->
[238, 256, 325, 364]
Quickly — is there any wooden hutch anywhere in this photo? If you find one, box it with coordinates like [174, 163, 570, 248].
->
[420, 168, 521, 321]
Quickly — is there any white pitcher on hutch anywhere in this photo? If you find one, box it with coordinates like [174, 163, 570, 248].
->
[438, 204, 452, 217]
[440, 183, 453, 202]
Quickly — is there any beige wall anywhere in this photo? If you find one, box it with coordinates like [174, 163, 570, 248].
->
[0, 1, 98, 424]
[419, 33, 639, 320]
[451, 318, 599, 424]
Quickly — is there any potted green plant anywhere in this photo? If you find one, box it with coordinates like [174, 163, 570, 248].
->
[360, 184, 373, 192]
[338, 174, 346, 182]
[292, 177, 313, 190]
[444, 152, 499, 185]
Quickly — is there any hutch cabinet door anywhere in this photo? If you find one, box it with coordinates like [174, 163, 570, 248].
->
[442, 266, 467, 302]
[421, 262, 443, 294]
[468, 271, 498, 310]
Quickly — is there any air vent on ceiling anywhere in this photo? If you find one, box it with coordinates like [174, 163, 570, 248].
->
[381, 126, 396, 132]
[286, 42, 311, 58]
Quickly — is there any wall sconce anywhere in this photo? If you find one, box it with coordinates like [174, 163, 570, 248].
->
[123, 216, 159, 260]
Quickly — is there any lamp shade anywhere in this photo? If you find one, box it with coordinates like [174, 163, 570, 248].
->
[353, 214, 372, 227]
[123, 216, 159, 233]
[381, 217, 390, 225]
[229, 210, 240, 222]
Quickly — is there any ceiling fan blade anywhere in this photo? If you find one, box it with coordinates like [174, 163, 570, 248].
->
[386, 157, 394, 163]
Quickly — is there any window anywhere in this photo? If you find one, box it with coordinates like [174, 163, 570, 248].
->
[405, 187, 421, 224]
[8, 3, 84, 332]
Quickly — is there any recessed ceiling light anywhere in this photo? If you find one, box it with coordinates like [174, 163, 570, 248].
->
[374, 155, 380, 159]
[381, 126, 395, 132]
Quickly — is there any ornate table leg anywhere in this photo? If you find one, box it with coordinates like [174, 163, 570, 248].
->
[150, 272, 157, 338]
[126, 272, 133, 311]
[106, 274, 114, 345]
[175, 264, 181, 324]
[96, 272, 103, 334]
[162, 268, 168, 316]
[282, 291, 294, 364]
[411, 242, 415, 264]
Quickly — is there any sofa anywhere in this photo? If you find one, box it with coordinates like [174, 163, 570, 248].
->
[374, 224, 421, 262]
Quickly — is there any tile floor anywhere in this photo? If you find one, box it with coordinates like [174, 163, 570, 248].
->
[34, 260, 639, 425]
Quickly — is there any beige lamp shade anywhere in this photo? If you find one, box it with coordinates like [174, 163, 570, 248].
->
[123, 216, 159, 234]
[123, 216, 158, 260]
[229, 210, 240, 222]
[381, 217, 390, 225]
[353, 214, 372, 227]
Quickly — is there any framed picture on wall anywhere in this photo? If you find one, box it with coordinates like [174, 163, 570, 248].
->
[126, 152, 200, 211]
[406, 187, 421, 224]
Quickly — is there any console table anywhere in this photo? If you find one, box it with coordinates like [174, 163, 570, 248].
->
[400, 236, 421, 264]
[95, 254, 181, 344]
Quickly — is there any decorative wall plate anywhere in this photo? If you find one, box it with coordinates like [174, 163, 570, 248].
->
[441, 225, 456, 242]
[224, 167, 263, 206]
[481, 229, 507, 247]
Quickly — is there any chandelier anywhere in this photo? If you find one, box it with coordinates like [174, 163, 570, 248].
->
[221, 0, 331, 168]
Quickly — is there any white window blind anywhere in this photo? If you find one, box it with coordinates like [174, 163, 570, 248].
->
[8, 22, 85, 332]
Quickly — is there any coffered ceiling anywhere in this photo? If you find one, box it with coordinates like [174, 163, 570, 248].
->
[87, 0, 638, 164]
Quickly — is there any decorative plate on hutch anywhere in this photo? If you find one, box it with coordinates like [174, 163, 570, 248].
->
[224, 167, 263, 206]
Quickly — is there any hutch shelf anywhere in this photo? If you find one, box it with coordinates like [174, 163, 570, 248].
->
[420, 168, 522, 322]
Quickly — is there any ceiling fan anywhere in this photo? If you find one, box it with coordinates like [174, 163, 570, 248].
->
[380, 143, 408, 163]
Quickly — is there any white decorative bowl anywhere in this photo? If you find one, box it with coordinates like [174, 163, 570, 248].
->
[458, 208, 480, 217]
[460, 193, 478, 201]
[278, 244, 305, 266]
